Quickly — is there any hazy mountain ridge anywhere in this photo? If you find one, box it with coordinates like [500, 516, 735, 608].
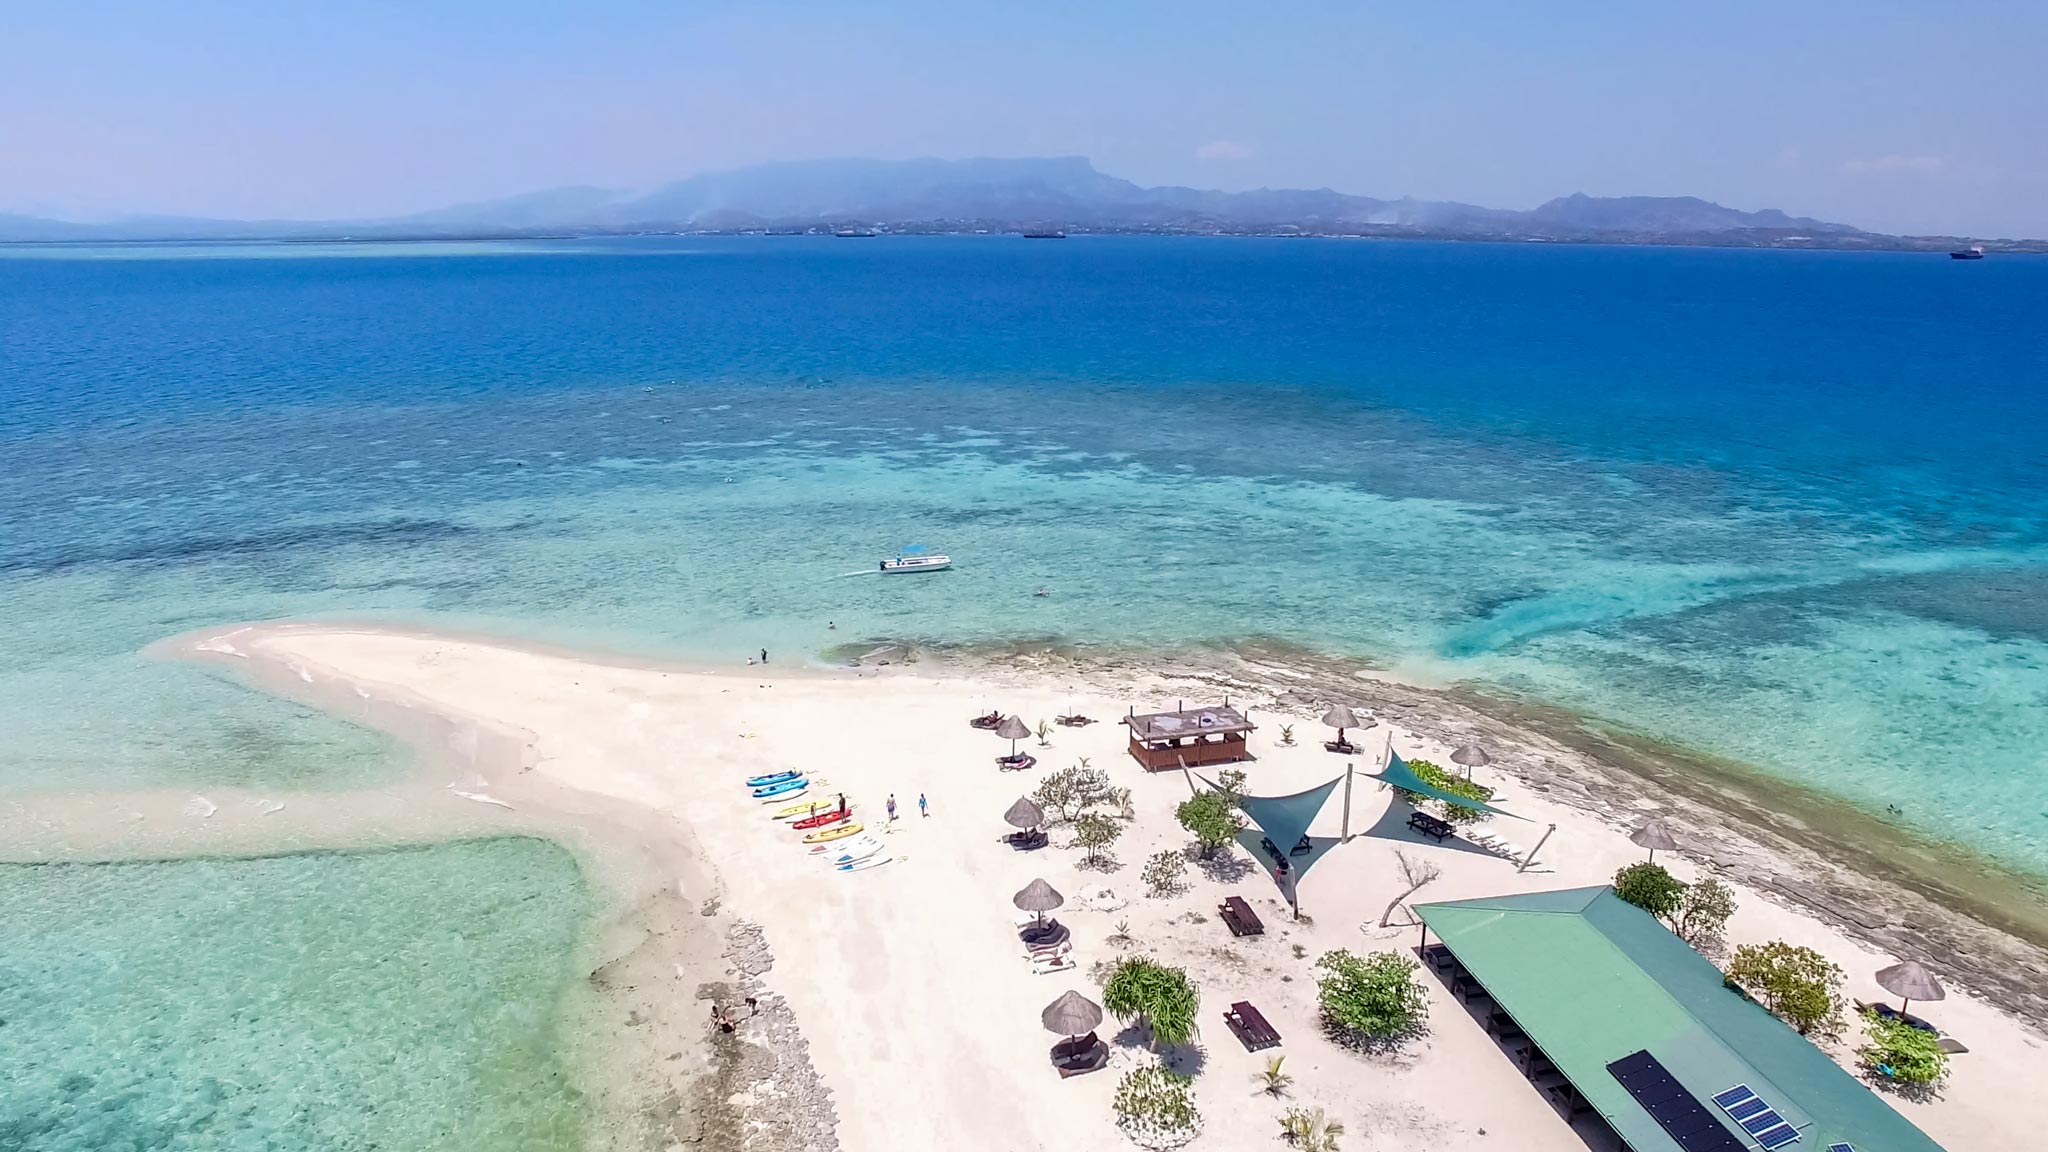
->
[3, 157, 2033, 248]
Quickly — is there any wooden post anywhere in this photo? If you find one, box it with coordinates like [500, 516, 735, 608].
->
[1340, 763, 1355, 842]
[1418, 921, 1428, 953]
[1518, 823, 1558, 874]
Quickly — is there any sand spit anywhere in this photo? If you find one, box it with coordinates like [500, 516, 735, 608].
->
[22, 617, 2032, 1152]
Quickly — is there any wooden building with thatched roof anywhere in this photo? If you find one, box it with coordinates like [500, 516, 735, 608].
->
[1122, 701, 1256, 772]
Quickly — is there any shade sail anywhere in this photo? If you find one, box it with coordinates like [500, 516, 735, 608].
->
[1197, 772, 1344, 885]
[1368, 749, 1527, 820]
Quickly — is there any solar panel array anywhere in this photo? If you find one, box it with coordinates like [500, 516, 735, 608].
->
[1825, 1145, 1856, 1152]
[1711, 1083, 1803, 1150]
[1607, 1051, 1746, 1152]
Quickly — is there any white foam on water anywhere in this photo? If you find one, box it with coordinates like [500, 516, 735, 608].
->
[450, 789, 513, 810]
[183, 795, 217, 819]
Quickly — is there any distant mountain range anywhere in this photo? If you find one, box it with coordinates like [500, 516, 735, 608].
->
[3, 157, 2033, 250]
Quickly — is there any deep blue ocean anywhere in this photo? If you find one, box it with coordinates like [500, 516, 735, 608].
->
[4, 236, 2046, 862]
[4, 234, 2047, 1150]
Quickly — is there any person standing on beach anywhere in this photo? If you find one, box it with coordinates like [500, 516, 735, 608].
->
[886, 794, 897, 822]
[918, 792, 928, 818]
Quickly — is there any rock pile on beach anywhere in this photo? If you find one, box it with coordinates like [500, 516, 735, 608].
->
[688, 920, 841, 1152]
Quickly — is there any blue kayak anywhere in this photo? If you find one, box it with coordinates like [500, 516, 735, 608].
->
[745, 770, 803, 788]
[752, 777, 809, 798]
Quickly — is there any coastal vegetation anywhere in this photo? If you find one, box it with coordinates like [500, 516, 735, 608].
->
[1113, 1062, 1202, 1149]
[1397, 759, 1494, 825]
[1072, 811, 1124, 867]
[1176, 789, 1247, 857]
[1254, 1054, 1292, 1097]
[1142, 848, 1189, 896]
[1725, 941, 1846, 1037]
[1103, 956, 1201, 1050]
[1314, 949, 1427, 1043]
[1277, 1105, 1345, 1151]
[1669, 876, 1738, 949]
[1858, 1010, 1949, 1089]
[1032, 765, 1116, 824]
[1612, 861, 1687, 918]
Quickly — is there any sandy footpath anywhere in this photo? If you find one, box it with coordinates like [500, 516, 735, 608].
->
[111, 621, 2048, 1151]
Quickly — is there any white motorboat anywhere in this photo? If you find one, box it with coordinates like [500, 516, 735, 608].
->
[879, 548, 950, 573]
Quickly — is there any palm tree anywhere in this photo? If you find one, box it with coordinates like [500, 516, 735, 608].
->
[1278, 1107, 1343, 1151]
[1253, 1055, 1292, 1098]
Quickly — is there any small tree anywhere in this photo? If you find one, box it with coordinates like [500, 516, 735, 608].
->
[1103, 957, 1201, 1050]
[1213, 768, 1249, 809]
[1114, 1062, 1202, 1149]
[1397, 759, 1495, 825]
[1669, 876, 1737, 948]
[1142, 848, 1189, 896]
[1176, 791, 1247, 857]
[1073, 811, 1124, 867]
[1036, 718, 1052, 746]
[1278, 1106, 1344, 1151]
[1033, 765, 1116, 823]
[1612, 861, 1687, 919]
[1253, 1054, 1291, 1098]
[1314, 949, 1427, 1042]
[1726, 941, 1846, 1037]
[1378, 849, 1442, 927]
[1279, 724, 1296, 746]
[1858, 1010, 1948, 1088]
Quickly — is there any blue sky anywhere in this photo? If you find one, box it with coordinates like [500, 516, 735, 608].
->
[5, 1, 2044, 236]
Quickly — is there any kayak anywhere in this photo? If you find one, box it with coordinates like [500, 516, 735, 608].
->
[759, 786, 809, 805]
[751, 777, 808, 799]
[770, 797, 841, 820]
[791, 809, 851, 831]
[802, 822, 865, 844]
[839, 854, 892, 872]
[745, 770, 802, 788]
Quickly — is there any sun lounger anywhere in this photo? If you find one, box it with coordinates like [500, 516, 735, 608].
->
[1323, 739, 1358, 754]
[1031, 954, 1077, 974]
[1005, 828, 1048, 850]
[1055, 714, 1097, 727]
[1051, 1031, 1109, 1077]
[1223, 1000, 1282, 1051]
[1407, 812, 1455, 842]
[1288, 835, 1313, 857]
[997, 753, 1038, 771]
[1857, 1000, 1939, 1034]
[1219, 896, 1265, 937]
[969, 712, 1003, 729]
[1024, 940, 1073, 960]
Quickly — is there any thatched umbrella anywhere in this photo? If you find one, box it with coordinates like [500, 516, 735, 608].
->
[1004, 795, 1046, 831]
[1450, 743, 1492, 779]
[1876, 960, 1945, 1017]
[1041, 989, 1104, 1038]
[1321, 704, 1372, 746]
[1013, 877, 1064, 925]
[995, 714, 1031, 756]
[1630, 818, 1680, 864]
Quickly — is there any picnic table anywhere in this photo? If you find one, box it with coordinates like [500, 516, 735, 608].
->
[1219, 896, 1265, 937]
[1407, 811, 1455, 842]
[1224, 1000, 1282, 1051]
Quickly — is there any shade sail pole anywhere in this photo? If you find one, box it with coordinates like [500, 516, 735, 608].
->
[1340, 763, 1355, 842]
[1518, 823, 1558, 874]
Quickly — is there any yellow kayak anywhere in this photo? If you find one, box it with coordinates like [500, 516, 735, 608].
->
[770, 797, 847, 821]
[802, 822, 865, 844]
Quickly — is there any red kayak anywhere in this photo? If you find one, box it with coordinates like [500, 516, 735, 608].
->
[791, 808, 852, 831]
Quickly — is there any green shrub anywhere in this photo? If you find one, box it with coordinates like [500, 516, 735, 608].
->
[1141, 849, 1188, 896]
[1031, 766, 1115, 823]
[1314, 949, 1427, 1041]
[1858, 1010, 1948, 1087]
[1102, 957, 1201, 1050]
[1725, 941, 1845, 1037]
[1278, 1106, 1344, 1151]
[1113, 1062, 1202, 1148]
[1176, 790, 1246, 857]
[1612, 862, 1687, 919]
[1397, 759, 1495, 825]
[1072, 811, 1124, 865]
[1669, 876, 1737, 947]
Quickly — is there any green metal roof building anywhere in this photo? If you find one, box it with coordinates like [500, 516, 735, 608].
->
[1414, 887, 1946, 1152]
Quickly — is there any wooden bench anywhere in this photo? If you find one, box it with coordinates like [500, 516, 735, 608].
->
[1224, 1000, 1282, 1051]
[1220, 896, 1265, 937]
[1407, 812, 1455, 842]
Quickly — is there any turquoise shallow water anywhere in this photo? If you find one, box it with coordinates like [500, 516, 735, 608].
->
[2, 235, 2046, 1148]
[0, 838, 591, 1152]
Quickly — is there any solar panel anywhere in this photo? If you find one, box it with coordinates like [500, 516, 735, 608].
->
[1755, 1124, 1802, 1150]
[1713, 1085, 1759, 1109]
[1826, 1144, 1856, 1152]
[1608, 1051, 1748, 1152]
[1741, 1110, 1786, 1136]
[1729, 1098, 1770, 1121]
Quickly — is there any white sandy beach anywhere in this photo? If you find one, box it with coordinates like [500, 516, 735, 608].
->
[110, 622, 2048, 1152]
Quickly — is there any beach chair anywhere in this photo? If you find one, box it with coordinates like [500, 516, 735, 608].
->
[1289, 835, 1313, 857]
[1031, 953, 1077, 975]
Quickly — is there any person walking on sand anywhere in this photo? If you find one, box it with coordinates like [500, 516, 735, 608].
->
[886, 794, 897, 823]
[918, 792, 928, 818]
